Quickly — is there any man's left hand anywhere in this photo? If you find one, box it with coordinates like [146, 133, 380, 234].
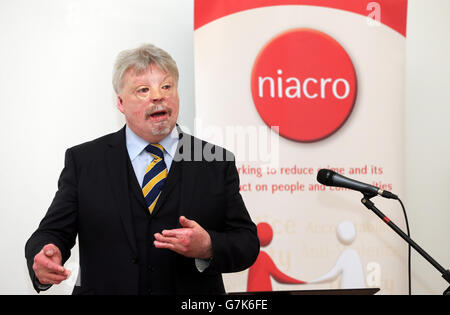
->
[154, 216, 213, 259]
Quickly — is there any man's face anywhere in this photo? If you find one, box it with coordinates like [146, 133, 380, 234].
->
[117, 63, 179, 142]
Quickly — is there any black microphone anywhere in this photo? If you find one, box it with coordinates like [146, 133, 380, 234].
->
[317, 169, 398, 199]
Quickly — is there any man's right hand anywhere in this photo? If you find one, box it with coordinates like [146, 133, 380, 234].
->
[33, 244, 71, 285]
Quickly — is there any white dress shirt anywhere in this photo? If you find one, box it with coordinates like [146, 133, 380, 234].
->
[125, 125, 179, 186]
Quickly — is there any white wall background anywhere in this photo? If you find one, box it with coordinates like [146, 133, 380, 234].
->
[0, 0, 448, 295]
[405, 0, 450, 295]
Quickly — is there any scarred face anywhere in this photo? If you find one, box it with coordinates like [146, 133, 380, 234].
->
[117, 63, 179, 143]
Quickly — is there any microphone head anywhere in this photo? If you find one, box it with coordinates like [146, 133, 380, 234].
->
[317, 169, 336, 186]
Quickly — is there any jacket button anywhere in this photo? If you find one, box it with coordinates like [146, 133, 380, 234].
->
[131, 258, 138, 264]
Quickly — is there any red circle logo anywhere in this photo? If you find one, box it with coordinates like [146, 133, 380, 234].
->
[251, 28, 357, 142]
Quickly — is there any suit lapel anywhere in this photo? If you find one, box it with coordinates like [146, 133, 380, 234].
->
[180, 159, 197, 220]
[150, 158, 181, 217]
[151, 126, 184, 217]
[178, 132, 198, 219]
[128, 161, 147, 210]
[105, 127, 137, 256]
[152, 129, 198, 219]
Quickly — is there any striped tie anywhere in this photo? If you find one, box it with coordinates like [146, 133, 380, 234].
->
[142, 143, 167, 214]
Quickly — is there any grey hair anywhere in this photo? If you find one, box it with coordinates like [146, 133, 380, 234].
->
[112, 43, 179, 94]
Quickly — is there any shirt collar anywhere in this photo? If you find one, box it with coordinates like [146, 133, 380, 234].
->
[159, 126, 179, 160]
[125, 125, 179, 161]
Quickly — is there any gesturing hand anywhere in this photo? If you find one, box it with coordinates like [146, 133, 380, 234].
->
[33, 244, 71, 285]
[154, 216, 213, 259]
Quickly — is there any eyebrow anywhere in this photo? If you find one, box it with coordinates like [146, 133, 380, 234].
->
[132, 74, 174, 87]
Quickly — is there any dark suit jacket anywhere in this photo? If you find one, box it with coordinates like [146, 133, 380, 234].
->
[25, 126, 259, 294]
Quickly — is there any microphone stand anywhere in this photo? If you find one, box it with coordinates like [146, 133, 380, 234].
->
[360, 193, 450, 295]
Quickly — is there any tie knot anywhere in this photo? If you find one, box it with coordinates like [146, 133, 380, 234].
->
[145, 143, 165, 159]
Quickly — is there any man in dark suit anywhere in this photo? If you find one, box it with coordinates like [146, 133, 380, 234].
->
[25, 44, 259, 295]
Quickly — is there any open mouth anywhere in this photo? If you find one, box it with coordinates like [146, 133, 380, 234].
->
[148, 110, 168, 122]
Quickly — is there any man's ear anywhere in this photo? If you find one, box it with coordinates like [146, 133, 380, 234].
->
[116, 96, 124, 113]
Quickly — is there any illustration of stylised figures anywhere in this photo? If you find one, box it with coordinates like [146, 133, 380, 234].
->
[308, 221, 365, 289]
[247, 222, 306, 292]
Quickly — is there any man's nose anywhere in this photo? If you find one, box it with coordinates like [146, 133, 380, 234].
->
[150, 88, 163, 102]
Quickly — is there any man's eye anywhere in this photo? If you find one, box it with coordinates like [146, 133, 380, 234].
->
[162, 85, 171, 90]
[138, 88, 149, 93]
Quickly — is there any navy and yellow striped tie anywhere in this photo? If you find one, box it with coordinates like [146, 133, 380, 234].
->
[142, 144, 167, 214]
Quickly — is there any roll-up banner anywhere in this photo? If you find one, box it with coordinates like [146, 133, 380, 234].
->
[194, 0, 408, 294]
